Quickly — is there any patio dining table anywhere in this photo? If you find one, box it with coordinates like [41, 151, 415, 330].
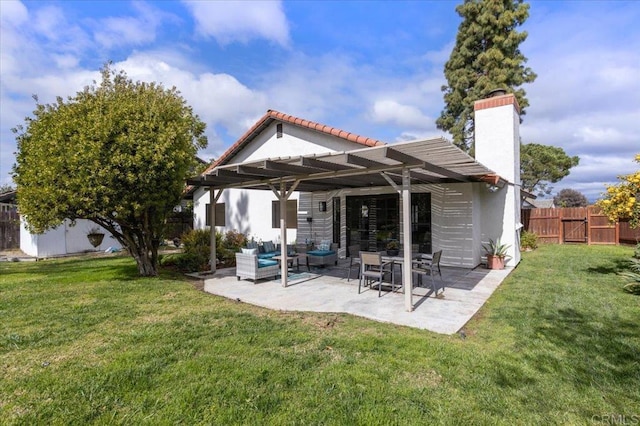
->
[379, 252, 433, 289]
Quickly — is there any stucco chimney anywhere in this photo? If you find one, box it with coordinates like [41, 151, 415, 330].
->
[474, 92, 521, 266]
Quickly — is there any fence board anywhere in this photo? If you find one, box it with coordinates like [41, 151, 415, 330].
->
[0, 211, 20, 250]
[521, 206, 621, 245]
[619, 220, 640, 245]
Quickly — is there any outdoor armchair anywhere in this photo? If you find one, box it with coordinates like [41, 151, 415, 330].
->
[235, 252, 279, 283]
[359, 251, 395, 296]
[411, 250, 443, 296]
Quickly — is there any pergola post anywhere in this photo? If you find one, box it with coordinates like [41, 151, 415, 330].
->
[270, 180, 300, 287]
[381, 170, 414, 312]
[209, 188, 223, 273]
[279, 181, 288, 287]
[402, 168, 413, 312]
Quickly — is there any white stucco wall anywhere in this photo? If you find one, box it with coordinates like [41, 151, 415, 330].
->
[474, 97, 521, 266]
[20, 218, 122, 258]
[193, 121, 365, 244]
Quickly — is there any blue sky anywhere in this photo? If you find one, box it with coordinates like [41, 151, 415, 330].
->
[1, 0, 638, 201]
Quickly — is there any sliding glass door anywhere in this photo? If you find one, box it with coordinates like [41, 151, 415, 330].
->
[346, 193, 431, 252]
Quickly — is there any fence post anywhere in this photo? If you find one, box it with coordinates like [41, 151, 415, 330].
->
[558, 207, 563, 244]
[587, 207, 591, 245]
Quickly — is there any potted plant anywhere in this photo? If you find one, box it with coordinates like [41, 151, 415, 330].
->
[386, 240, 400, 256]
[483, 238, 511, 269]
[86, 225, 105, 249]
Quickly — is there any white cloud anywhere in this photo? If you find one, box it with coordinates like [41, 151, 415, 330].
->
[182, 0, 289, 46]
[518, 2, 640, 202]
[371, 100, 432, 129]
[113, 53, 269, 158]
[93, 2, 171, 49]
[1, 0, 28, 26]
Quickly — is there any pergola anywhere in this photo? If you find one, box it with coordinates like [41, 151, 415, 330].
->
[189, 137, 501, 311]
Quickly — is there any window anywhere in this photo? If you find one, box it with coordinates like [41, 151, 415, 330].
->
[272, 199, 298, 228]
[276, 123, 283, 138]
[205, 203, 226, 226]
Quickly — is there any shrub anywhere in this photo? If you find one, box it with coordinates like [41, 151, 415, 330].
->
[180, 229, 211, 271]
[218, 230, 247, 267]
[159, 252, 206, 272]
[521, 231, 538, 251]
[174, 228, 248, 270]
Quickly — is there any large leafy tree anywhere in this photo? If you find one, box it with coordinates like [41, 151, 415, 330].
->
[520, 143, 579, 196]
[13, 64, 207, 276]
[597, 154, 640, 229]
[437, 0, 537, 151]
[553, 188, 588, 208]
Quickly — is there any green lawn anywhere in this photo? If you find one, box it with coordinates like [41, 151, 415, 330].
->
[1, 245, 639, 424]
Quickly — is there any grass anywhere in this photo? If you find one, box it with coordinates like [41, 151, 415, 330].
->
[1, 245, 639, 424]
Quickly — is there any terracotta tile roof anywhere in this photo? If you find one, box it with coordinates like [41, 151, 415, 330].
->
[202, 110, 385, 174]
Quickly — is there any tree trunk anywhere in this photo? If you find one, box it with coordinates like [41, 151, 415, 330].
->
[91, 218, 160, 277]
[132, 250, 158, 276]
[127, 233, 159, 277]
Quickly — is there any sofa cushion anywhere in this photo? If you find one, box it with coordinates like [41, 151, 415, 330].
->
[263, 241, 276, 253]
[257, 258, 278, 268]
[308, 249, 336, 257]
[241, 248, 257, 255]
[257, 252, 277, 259]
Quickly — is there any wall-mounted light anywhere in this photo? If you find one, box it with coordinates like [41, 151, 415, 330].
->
[318, 201, 327, 212]
[486, 183, 500, 193]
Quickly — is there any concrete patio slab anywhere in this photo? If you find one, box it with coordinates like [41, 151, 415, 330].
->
[203, 263, 513, 334]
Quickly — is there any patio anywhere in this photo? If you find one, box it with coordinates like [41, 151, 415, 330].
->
[203, 261, 513, 334]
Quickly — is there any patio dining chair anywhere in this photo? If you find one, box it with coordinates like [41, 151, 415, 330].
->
[347, 244, 361, 282]
[359, 251, 396, 297]
[412, 250, 443, 296]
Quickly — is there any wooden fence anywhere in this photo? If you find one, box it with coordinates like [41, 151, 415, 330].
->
[0, 211, 20, 250]
[521, 207, 640, 245]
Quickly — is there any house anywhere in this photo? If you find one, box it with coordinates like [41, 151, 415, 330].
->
[20, 219, 122, 258]
[0, 190, 17, 213]
[6, 190, 118, 257]
[522, 197, 555, 209]
[190, 92, 522, 282]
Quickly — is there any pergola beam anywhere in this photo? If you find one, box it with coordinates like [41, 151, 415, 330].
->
[384, 147, 469, 182]
[301, 157, 357, 171]
[264, 160, 324, 175]
[346, 154, 386, 168]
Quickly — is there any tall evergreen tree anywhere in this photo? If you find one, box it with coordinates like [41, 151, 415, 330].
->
[437, 0, 537, 151]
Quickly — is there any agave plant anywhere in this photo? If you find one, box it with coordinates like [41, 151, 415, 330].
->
[620, 258, 640, 295]
[483, 238, 511, 258]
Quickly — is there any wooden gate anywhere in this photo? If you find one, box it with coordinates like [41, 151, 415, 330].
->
[0, 211, 20, 250]
[562, 218, 587, 242]
[561, 207, 587, 243]
[522, 206, 619, 245]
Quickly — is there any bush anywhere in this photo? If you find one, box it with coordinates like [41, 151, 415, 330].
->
[173, 228, 248, 270]
[182, 229, 210, 259]
[520, 231, 538, 251]
[159, 252, 206, 272]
